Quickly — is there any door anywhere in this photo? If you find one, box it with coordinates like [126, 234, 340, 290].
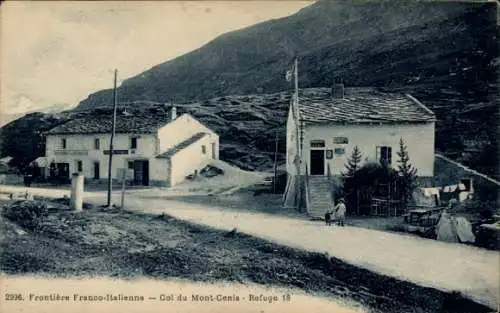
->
[56, 163, 70, 178]
[310, 150, 325, 175]
[93, 162, 100, 179]
[133, 160, 149, 186]
[141, 160, 149, 186]
[133, 161, 142, 185]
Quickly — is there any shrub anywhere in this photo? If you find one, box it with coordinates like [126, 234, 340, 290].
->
[3, 200, 49, 231]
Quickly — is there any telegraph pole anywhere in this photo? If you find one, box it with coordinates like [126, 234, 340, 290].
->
[106, 69, 118, 208]
[293, 57, 302, 211]
[273, 130, 279, 193]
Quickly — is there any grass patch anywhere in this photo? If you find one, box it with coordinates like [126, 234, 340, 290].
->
[0, 199, 493, 313]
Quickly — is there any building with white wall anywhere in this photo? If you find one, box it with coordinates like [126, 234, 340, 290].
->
[44, 107, 219, 186]
[286, 85, 436, 178]
[283, 85, 436, 216]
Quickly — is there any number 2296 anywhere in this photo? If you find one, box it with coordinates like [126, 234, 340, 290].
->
[5, 294, 23, 301]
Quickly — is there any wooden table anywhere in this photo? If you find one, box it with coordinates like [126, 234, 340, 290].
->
[406, 207, 444, 226]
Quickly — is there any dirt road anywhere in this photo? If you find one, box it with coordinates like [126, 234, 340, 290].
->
[113, 195, 498, 310]
[1, 185, 498, 310]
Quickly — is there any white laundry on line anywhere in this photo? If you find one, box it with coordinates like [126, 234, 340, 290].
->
[422, 187, 441, 197]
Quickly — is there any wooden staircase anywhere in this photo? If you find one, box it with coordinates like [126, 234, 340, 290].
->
[306, 175, 332, 219]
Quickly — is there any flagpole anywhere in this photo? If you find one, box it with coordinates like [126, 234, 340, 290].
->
[294, 57, 299, 96]
[293, 57, 302, 211]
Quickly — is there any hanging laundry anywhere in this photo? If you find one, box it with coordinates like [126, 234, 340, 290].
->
[423, 187, 440, 197]
[458, 191, 470, 202]
[413, 189, 435, 207]
[423, 188, 431, 197]
[443, 184, 458, 193]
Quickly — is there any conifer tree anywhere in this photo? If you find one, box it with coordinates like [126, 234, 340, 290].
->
[397, 138, 418, 207]
[343, 146, 363, 214]
[344, 146, 362, 178]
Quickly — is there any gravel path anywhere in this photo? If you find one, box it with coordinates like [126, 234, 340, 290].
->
[2, 185, 498, 310]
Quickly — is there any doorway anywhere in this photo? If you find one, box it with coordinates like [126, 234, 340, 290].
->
[310, 150, 325, 175]
[56, 163, 70, 178]
[93, 162, 100, 179]
[133, 160, 149, 186]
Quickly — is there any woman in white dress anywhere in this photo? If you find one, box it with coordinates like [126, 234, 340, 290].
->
[436, 200, 459, 243]
[436, 198, 476, 244]
[334, 199, 347, 227]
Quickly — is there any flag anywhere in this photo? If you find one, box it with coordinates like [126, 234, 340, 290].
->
[285, 62, 295, 82]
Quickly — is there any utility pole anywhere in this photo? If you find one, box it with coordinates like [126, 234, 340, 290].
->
[293, 57, 301, 211]
[273, 130, 279, 193]
[294, 57, 298, 95]
[120, 170, 126, 209]
[106, 69, 118, 208]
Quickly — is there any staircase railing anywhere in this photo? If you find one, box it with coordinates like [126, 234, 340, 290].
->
[304, 164, 311, 213]
[327, 163, 333, 206]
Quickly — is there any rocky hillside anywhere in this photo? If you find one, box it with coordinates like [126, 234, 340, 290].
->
[0, 113, 70, 168]
[76, 0, 498, 107]
[1, 0, 498, 177]
[0, 94, 290, 171]
[74, 0, 499, 177]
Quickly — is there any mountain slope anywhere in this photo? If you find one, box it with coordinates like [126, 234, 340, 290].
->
[74, 0, 499, 178]
[2, 0, 498, 178]
[76, 0, 498, 107]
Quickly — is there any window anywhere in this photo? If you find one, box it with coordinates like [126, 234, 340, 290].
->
[130, 137, 137, 149]
[326, 150, 333, 159]
[334, 148, 345, 155]
[77, 160, 83, 172]
[201, 145, 206, 154]
[376, 146, 392, 166]
[128, 161, 134, 169]
[333, 137, 348, 144]
[211, 142, 216, 159]
[61, 138, 67, 149]
[94, 138, 100, 150]
[310, 140, 325, 148]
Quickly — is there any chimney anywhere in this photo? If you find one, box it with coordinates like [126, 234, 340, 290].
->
[171, 105, 177, 121]
[332, 78, 345, 99]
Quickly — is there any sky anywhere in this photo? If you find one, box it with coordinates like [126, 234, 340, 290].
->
[0, 1, 312, 116]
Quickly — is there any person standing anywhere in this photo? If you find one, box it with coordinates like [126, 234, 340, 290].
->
[324, 209, 333, 226]
[334, 199, 347, 227]
[435, 199, 459, 243]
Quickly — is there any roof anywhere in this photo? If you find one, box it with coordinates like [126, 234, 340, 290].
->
[0, 156, 13, 163]
[45, 113, 172, 135]
[156, 132, 207, 159]
[30, 157, 48, 167]
[297, 88, 436, 124]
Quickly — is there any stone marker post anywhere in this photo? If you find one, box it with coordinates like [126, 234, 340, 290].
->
[71, 173, 84, 211]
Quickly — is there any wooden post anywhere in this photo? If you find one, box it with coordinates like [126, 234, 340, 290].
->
[120, 171, 126, 209]
[106, 69, 118, 208]
[293, 57, 301, 211]
[388, 180, 392, 217]
[356, 187, 360, 216]
[273, 130, 279, 193]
